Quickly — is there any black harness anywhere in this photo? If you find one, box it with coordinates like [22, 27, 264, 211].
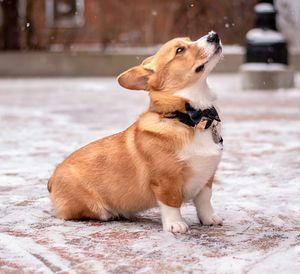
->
[165, 103, 223, 144]
[166, 103, 220, 128]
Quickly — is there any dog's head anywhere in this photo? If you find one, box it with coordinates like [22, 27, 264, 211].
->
[118, 31, 222, 92]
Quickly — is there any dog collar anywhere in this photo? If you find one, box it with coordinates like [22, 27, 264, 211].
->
[165, 103, 221, 129]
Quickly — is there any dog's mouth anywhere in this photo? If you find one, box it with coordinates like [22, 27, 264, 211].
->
[195, 45, 222, 73]
[214, 44, 222, 56]
[195, 64, 205, 73]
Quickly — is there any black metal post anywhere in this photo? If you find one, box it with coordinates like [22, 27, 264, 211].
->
[246, 0, 288, 65]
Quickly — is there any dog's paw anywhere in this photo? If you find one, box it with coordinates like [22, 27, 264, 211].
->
[163, 220, 189, 233]
[199, 213, 223, 226]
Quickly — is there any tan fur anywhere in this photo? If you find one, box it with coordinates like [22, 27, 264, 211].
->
[48, 115, 194, 219]
[48, 35, 220, 221]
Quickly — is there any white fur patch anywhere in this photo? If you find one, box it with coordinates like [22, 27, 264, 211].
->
[179, 129, 222, 200]
[158, 202, 189, 233]
[175, 78, 216, 109]
[175, 77, 222, 201]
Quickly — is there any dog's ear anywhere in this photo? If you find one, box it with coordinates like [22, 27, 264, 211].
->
[142, 55, 154, 66]
[117, 65, 154, 91]
[118, 56, 155, 91]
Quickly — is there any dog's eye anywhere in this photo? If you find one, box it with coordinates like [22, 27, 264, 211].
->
[176, 47, 185, 54]
[195, 64, 205, 73]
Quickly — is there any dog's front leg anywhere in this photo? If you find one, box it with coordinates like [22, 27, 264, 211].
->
[193, 177, 223, 226]
[158, 202, 188, 233]
[151, 177, 188, 233]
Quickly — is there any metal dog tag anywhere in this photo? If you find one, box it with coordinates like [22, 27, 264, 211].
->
[211, 125, 222, 144]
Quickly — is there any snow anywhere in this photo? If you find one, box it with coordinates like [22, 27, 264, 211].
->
[105, 45, 244, 55]
[240, 63, 288, 71]
[0, 74, 300, 273]
[254, 3, 275, 13]
[222, 45, 244, 54]
[56, 44, 244, 55]
[246, 28, 286, 44]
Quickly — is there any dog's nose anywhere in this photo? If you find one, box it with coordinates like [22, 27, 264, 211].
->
[207, 31, 219, 44]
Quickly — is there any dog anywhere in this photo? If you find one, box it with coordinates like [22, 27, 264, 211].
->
[48, 31, 223, 233]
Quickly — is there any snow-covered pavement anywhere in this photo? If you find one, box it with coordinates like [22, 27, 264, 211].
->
[0, 74, 299, 273]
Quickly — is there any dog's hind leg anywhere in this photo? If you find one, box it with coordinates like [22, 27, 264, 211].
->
[51, 192, 115, 221]
[49, 177, 115, 221]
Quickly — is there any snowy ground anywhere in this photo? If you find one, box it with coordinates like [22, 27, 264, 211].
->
[0, 74, 299, 274]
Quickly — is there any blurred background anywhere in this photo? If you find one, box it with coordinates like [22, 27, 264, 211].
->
[0, 0, 257, 50]
[0, 0, 299, 76]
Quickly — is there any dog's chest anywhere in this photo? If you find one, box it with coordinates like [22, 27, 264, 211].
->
[178, 128, 222, 200]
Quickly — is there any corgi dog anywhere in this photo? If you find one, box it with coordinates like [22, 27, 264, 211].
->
[48, 31, 223, 233]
